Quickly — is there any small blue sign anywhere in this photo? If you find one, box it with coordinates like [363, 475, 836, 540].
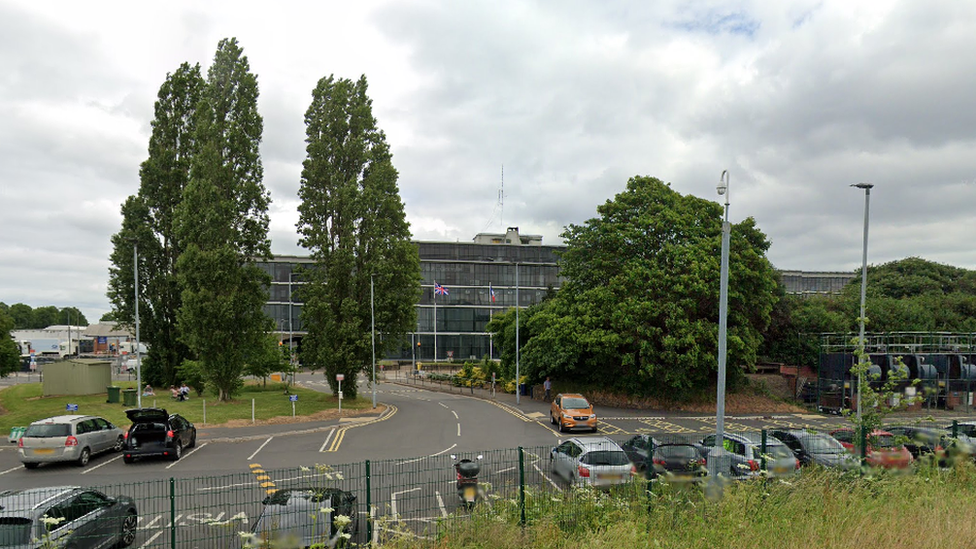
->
[289, 395, 298, 402]
[66, 404, 79, 412]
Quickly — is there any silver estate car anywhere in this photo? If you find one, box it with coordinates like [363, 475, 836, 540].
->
[550, 437, 635, 488]
[0, 486, 137, 548]
[18, 415, 124, 469]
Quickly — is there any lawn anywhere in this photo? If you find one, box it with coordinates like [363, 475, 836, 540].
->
[0, 380, 375, 433]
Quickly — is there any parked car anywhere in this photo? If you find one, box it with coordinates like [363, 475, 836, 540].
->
[619, 434, 661, 472]
[0, 485, 137, 548]
[701, 432, 799, 478]
[18, 415, 124, 469]
[619, 434, 706, 480]
[549, 393, 598, 432]
[122, 408, 196, 463]
[885, 425, 976, 467]
[246, 488, 358, 549]
[829, 428, 914, 469]
[550, 437, 635, 488]
[770, 429, 858, 470]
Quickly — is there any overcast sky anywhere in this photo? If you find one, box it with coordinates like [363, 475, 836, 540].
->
[3, 0, 975, 322]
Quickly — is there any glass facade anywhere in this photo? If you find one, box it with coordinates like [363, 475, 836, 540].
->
[257, 246, 854, 363]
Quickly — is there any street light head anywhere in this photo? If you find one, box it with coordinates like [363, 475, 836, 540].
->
[717, 170, 729, 196]
[851, 183, 874, 190]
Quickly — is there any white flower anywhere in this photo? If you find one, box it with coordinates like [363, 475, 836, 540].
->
[335, 472, 344, 480]
[340, 532, 352, 540]
[39, 515, 66, 527]
[300, 466, 311, 472]
[333, 514, 352, 528]
[230, 512, 248, 523]
[238, 532, 258, 542]
[319, 507, 335, 515]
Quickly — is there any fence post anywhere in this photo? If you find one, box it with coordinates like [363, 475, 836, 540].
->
[645, 437, 654, 514]
[952, 419, 959, 438]
[365, 459, 372, 546]
[760, 429, 767, 473]
[169, 477, 176, 549]
[518, 446, 526, 527]
[859, 424, 867, 471]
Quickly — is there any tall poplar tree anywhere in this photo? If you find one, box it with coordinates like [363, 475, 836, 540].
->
[175, 38, 272, 401]
[107, 63, 203, 387]
[297, 75, 420, 398]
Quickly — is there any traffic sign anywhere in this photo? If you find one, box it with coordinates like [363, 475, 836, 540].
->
[66, 404, 78, 412]
[289, 395, 298, 402]
[336, 374, 345, 381]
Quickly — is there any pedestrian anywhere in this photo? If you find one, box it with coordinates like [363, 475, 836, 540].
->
[543, 377, 552, 402]
[142, 384, 155, 397]
[178, 382, 190, 401]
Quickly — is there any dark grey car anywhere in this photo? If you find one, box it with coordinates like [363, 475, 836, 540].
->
[247, 488, 358, 549]
[122, 408, 196, 463]
[771, 429, 858, 470]
[0, 486, 137, 548]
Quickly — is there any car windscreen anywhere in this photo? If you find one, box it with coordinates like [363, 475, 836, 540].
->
[24, 424, 70, 437]
[753, 444, 793, 460]
[0, 517, 32, 546]
[656, 445, 700, 460]
[581, 450, 630, 466]
[562, 398, 589, 409]
[804, 435, 846, 453]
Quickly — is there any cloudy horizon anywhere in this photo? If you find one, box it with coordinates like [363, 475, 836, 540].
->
[3, 0, 975, 323]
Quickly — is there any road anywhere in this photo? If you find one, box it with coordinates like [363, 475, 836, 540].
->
[0, 370, 886, 546]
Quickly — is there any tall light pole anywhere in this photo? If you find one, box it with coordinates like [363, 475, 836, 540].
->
[852, 183, 873, 422]
[371, 273, 376, 409]
[710, 170, 732, 483]
[515, 263, 520, 405]
[131, 239, 142, 409]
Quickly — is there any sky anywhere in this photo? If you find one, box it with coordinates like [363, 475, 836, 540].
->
[2, 0, 976, 323]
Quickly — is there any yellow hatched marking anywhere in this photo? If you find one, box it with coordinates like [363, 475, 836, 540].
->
[597, 420, 626, 435]
[259, 481, 275, 488]
[255, 475, 271, 481]
[249, 463, 262, 469]
[636, 419, 697, 434]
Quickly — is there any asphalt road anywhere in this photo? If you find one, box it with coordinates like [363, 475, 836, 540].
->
[0, 370, 956, 547]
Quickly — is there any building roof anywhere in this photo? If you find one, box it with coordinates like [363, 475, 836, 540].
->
[83, 323, 133, 338]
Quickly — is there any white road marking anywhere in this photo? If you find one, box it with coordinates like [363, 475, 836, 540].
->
[82, 454, 123, 474]
[451, 410, 458, 419]
[435, 490, 447, 517]
[431, 444, 457, 457]
[439, 402, 449, 408]
[0, 465, 21, 476]
[397, 443, 457, 465]
[457, 423, 461, 437]
[248, 437, 273, 460]
[391, 487, 421, 518]
[533, 462, 563, 491]
[165, 442, 207, 469]
[138, 530, 164, 548]
[319, 429, 336, 453]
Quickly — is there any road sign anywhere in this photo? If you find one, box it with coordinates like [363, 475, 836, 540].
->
[66, 404, 78, 412]
[289, 395, 298, 402]
[447, 350, 454, 359]
[336, 374, 345, 381]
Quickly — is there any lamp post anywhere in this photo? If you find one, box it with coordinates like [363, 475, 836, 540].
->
[709, 170, 732, 484]
[288, 271, 294, 369]
[131, 239, 142, 409]
[515, 263, 520, 405]
[371, 273, 376, 409]
[852, 183, 873, 422]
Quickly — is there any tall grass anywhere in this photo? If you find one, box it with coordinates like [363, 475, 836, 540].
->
[383, 465, 976, 549]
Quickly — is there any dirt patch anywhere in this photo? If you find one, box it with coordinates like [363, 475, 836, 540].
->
[213, 405, 387, 428]
[583, 389, 807, 414]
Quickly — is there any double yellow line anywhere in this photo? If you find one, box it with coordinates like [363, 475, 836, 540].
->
[324, 404, 398, 452]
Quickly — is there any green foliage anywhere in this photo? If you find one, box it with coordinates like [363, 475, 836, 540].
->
[0, 309, 20, 377]
[177, 359, 207, 396]
[0, 303, 89, 329]
[175, 38, 272, 401]
[296, 75, 420, 399]
[245, 333, 287, 382]
[107, 62, 203, 388]
[495, 176, 780, 399]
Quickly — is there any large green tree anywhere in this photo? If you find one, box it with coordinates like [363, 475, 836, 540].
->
[503, 176, 780, 399]
[0, 303, 89, 329]
[107, 63, 203, 387]
[297, 75, 420, 398]
[174, 38, 272, 401]
[0, 308, 20, 377]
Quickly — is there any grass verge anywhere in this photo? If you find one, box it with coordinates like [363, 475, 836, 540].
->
[0, 380, 376, 433]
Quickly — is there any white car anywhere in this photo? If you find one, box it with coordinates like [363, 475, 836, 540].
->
[550, 436, 635, 488]
[19, 415, 124, 469]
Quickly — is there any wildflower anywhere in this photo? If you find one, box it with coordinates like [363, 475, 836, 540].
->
[230, 512, 248, 523]
[300, 466, 311, 472]
[319, 507, 335, 515]
[335, 472, 344, 480]
[39, 516, 66, 527]
[238, 532, 258, 543]
[333, 515, 352, 529]
[340, 532, 352, 540]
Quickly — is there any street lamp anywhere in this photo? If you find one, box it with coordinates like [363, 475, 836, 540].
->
[371, 273, 376, 409]
[127, 238, 143, 409]
[709, 170, 732, 485]
[515, 262, 520, 405]
[852, 183, 873, 422]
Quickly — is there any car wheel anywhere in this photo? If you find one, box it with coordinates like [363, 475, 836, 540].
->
[171, 441, 183, 461]
[591, 426, 598, 433]
[77, 447, 91, 467]
[117, 511, 137, 547]
[23, 462, 39, 470]
[113, 435, 125, 452]
[123, 456, 134, 464]
[187, 432, 196, 449]
[559, 419, 567, 433]
[550, 413, 556, 426]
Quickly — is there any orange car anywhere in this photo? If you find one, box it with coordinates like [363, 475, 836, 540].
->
[550, 393, 598, 433]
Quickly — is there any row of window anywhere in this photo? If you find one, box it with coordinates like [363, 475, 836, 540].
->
[263, 303, 536, 334]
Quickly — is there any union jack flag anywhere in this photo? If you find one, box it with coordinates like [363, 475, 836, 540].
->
[489, 284, 496, 302]
[434, 282, 449, 296]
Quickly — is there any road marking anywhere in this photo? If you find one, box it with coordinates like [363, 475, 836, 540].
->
[0, 465, 21, 476]
[391, 487, 421, 519]
[138, 530, 164, 548]
[248, 437, 273, 460]
[398, 443, 457, 465]
[457, 423, 461, 437]
[439, 402, 449, 408]
[451, 410, 458, 419]
[435, 491, 447, 517]
[327, 428, 348, 452]
[165, 442, 207, 469]
[533, 462, 562, 491]
[82, 454, 123, 474]
[371, 506, 378, 546]
[320, 429, 336, 452]
[249, 463, 276, 494]
[323, 404, 398, 452]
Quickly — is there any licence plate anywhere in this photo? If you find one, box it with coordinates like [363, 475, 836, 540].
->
[599, 474, 622, 481]
[463, 486, 477, 502]
[32, 448, 55, 455]
[773, 466, 789, 474]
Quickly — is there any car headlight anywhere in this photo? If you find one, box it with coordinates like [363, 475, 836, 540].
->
[562, 412, 572, 418]
[589, 414, 596, 419]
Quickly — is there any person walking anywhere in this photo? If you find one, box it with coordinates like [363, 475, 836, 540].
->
[543, 377, 552, 402]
